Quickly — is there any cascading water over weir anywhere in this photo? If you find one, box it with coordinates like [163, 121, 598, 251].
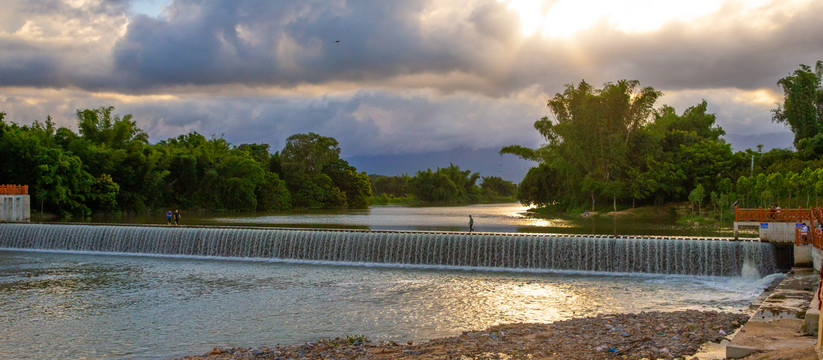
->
[0, 224, 777, 276]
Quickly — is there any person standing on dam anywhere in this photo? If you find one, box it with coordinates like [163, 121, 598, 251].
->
[174, 209, 181, 226]
[166, 210, 173, 226]
[468, 215, 474, 233]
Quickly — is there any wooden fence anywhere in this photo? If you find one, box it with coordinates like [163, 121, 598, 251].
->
[0, 184, 28, 195]
[735, 207, 823, 249]
[735, 206, 815, 223]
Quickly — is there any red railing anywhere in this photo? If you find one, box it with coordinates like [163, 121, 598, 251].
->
[735, 206, 814, 223]
[814, 208, 823, 250]
[797, 226, 812, 246]
[0, 184, 28, 195]
[736, 207, 823, 250]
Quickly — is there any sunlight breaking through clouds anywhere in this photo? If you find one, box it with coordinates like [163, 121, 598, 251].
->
[501, 0, 806, 38]
[1, 0, 821, 179]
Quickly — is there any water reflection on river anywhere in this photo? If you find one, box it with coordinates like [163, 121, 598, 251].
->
[0, 251, 777, 360]
[212, 203, 747, 237]
[7, 203, 760, 358]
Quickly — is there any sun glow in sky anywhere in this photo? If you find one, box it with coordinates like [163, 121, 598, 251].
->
[502, 0, 746, 37]
[1, 0, 819, 180]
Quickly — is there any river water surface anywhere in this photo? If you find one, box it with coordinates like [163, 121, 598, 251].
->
[2, 204, 766, 359]
[199, 203, 744, 237]
[0, 250, 779, 359]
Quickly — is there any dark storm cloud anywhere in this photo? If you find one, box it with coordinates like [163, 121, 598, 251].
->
[0, 0, 817, 179]
[108, 0, 823, 95]
[0, 0, 130, 90]
[3, 0, 822, 95]
[112, 1, 462, 89]
[0, 51, 61, 87]
[109, 89, 544, 157]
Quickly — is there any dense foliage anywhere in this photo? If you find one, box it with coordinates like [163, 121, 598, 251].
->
[0, 108, 371, 216]
[504, 61, 823, 212]
[772, 60, 823, 153]
[369, 165, 517, 205]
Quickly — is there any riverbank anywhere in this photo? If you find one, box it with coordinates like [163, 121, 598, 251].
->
[726, 268, 820, 359]
[173, 310, 749, 360]
[171, 269, 823, 359]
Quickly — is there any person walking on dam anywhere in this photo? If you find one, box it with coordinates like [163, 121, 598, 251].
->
[174, 209, 181, 226]
[166, 210, 173, 226]
[468, 215, 474, 233]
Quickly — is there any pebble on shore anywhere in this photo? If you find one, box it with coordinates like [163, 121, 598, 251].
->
[172, 310, 749, 360]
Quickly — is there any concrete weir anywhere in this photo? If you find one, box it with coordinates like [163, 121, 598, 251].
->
[0, 223, 780, 277]
[734, 220, 814, 268]
[724, 268, 820, 358]
[0, 195, 30, 223]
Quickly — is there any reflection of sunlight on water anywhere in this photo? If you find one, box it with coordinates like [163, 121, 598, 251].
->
[215, 203, 543, 230]
[209, 202, 736, 236]
[1, 251, 775, 359]
[502, 205, 533, 219]
[465, 281, 581, 324]
[530, 219, 551, 227]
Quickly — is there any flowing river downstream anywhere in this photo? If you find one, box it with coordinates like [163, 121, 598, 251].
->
[0, 204, 776, 359]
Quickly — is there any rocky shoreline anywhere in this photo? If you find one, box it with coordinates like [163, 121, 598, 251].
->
[173, 310, 749, 359]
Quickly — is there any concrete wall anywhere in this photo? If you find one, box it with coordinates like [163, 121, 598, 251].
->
[0, 195, 30, 222]
[760, 222, 803, 243]
[734, 221, 805, 243]
[813, 247, 823, 273]
[795, 245, 814, 268]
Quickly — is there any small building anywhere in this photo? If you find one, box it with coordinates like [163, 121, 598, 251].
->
[734, 207, 823, 269]
[0, 185, 30, 223]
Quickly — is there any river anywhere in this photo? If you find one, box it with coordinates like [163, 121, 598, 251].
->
[0, 203, 769, 359]
[90, 203, 749, 237]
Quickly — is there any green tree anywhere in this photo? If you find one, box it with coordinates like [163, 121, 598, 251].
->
[281, 133, 341, 174]
[407, 164, 482, 204]
[291, 172, 346, 209]
[480, 176, 517, 201]
[772, 61, 823, 148]
[438, 164, 481, 203]
[89, 174, 120, 211]
[736, 176, 754, 208]
[716, 192, 730, 222]
[76, 106, 148, 148]
[237, 143, 272, 166]
[688, 184, 706, 217]
[760, 190, 774, 208]
[1, 108, 373, 214]
[369, 174, 411, 196]
[218, 152, 265, 211]
[0, 116, 95, 216]
[279, 133, 370, 209]
[324, 159, 372, 209]
[255, 172, 291, 211]
[503, 79, 661, 209]
[409, 169, 459, 203]
[72, 106, 166, 212]
[516, 163, 563, 207]
[35, 147, 93, 216]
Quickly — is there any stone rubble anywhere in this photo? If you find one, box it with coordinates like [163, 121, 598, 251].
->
[172, 310, 749, 360]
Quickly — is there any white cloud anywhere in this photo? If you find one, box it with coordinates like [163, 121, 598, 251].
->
[0, 0, 820, 178]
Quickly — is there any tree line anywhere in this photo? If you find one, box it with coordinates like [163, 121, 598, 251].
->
[0, 107, 516, 217]
[0, 107, 371, 215]
[369, 165, 517, 205]
[503, 61, 823, 213]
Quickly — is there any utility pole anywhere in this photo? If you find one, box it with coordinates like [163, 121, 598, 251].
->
[751, 154, 754, 177]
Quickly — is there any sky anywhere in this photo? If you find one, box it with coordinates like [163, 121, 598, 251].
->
[1, 0, 821, 182]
